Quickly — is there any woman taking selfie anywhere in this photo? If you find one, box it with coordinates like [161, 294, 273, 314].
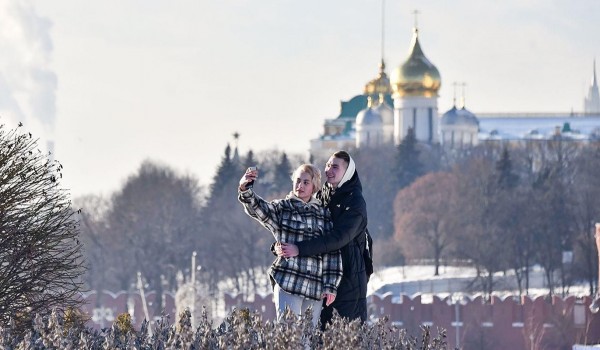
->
[238, 164, 342, 326]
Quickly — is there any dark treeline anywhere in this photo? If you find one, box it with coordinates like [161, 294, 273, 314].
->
[77, 135, 600, 312]
[76, 147, 308, 313]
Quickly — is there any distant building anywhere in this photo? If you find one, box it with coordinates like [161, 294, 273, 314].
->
[310, 25, 600, 157]
[440, 103, 479, 150]
[584, 60, 600, 114]
[477, 113, 600, 143]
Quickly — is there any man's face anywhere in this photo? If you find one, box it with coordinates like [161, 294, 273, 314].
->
[324, 156, 348, 188]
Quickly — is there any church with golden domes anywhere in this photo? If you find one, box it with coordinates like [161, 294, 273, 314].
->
[310, 24, 441, 158]
[310, 24, 600, 158]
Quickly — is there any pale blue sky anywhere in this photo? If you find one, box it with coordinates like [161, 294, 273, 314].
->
[0, 0, 598, 196]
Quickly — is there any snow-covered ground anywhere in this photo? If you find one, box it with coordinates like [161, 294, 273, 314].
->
[211, 264, 591, 301]
[368, 265, 590, 300]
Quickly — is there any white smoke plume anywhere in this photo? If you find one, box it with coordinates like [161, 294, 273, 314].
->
[0, 0, 56, 138]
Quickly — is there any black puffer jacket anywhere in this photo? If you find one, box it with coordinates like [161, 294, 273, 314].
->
[296, 171, 368, 321]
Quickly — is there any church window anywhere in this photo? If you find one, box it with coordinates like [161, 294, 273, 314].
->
[428, 108, 433, 142]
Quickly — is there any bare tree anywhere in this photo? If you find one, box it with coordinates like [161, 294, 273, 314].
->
[394, 172, 459, 275]
[529, 138, 578, 296]
[0, 125, 84, 327]
[354, 145, 398, 239]
[74, 195, 110, 293]
[450, 155, 511, 298]
[94, 160, 206, 306]
[570, 144, 600, 295]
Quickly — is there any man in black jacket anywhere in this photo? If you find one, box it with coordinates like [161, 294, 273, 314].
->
[278, 150, 369, 326]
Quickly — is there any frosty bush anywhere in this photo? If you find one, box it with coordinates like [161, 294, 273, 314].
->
[0, 125, 84, 332]
[0, 307, 450, 349]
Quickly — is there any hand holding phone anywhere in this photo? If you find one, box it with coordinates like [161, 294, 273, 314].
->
[245, 166, 257, 189]
[239, 166, 258, 190]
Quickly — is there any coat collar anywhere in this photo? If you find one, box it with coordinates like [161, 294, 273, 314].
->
[285, 192, 322, 208]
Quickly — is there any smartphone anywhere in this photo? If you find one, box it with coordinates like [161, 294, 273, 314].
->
[246, 166, 257, 189]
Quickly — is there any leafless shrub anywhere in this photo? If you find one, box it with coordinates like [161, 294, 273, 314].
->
[2, 307, 450, 349]
[0, 125, 84, 332]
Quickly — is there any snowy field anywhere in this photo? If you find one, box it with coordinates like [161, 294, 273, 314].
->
[368, 265, 590, 300]
[216, 264, 591, 300]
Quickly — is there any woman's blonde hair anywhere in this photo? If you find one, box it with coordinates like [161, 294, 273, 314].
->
[291, 164, 321, 194]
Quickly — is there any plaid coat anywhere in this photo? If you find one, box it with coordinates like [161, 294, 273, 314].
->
[238, 189, 343, 301]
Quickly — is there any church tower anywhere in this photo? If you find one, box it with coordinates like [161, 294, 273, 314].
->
[356, 96, 383, 148]
[440, 83, 479, 149]
[584, 60, 600, 114]
[391, 22, 441, 144]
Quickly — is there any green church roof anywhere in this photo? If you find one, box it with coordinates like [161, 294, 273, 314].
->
[337, 94, 394, 120]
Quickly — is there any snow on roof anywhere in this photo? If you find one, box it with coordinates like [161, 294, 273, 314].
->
[478, 116, 600, 140]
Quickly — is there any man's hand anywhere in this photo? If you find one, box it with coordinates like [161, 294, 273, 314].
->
[278, 242, 299, 258]
[323, 293, 336, 306]
[274, 242, 283, 256]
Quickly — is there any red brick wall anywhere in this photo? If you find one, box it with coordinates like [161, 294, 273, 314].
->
[81, 291, 600, 349]
[226, 293, 600, 350]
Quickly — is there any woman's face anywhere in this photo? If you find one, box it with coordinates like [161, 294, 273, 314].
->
[324, 156, 347, 188]
[293, 171, 314, 203]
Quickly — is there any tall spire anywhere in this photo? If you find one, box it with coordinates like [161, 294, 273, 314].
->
[452, 82, 458, 107]
[381, 0, 386, 62]
[408, 9, 424, 58]
[232, 132, 240, 162]
[452, 82, 467, 108]
[232, 132, 240, 148]
[378, 0, 387, 83]
[412, 9, 420, 29]
[593, 58, 598, 88]
[363, 0, 392, 96]
[584, 59, 600, 114]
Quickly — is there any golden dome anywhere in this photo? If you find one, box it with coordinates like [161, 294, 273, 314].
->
[364, 59, 392, 96]
[391, 28, 441, 98]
